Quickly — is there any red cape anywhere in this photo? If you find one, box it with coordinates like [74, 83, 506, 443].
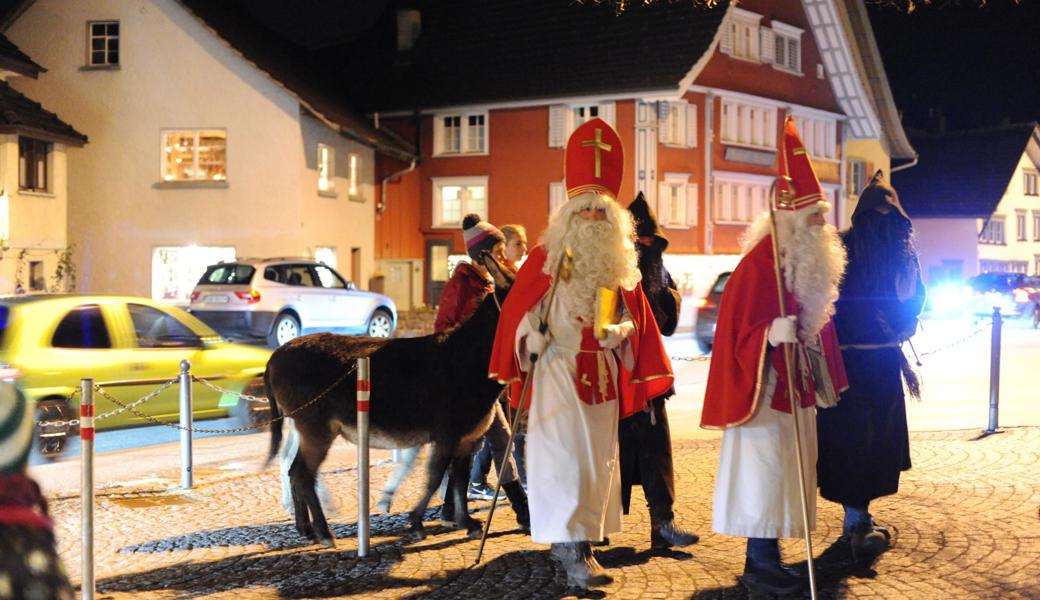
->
[700, 236, 848, 429]
[488, 245, 673, 420]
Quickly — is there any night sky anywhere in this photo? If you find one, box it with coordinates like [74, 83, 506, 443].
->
[866, 0, 1040, 132]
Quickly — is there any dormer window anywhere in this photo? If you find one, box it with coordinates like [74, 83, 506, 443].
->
[719, 8, 762, 62]
[770, 21, 803, 74]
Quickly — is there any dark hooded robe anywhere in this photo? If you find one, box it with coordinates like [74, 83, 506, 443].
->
[816, 172, 927, 508]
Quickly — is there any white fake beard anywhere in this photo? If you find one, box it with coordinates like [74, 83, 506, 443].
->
[784, 221, 847, 340]
[554, 217, 640, 323]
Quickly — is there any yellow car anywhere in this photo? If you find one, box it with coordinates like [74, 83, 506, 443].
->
[0, 295, 271, 457]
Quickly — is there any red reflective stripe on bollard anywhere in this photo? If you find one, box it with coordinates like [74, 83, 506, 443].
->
[357, 400, 370, 412]
[80, 404, 95, 418]
[357, 380, 371, 392]
[81, 428, 95, 441]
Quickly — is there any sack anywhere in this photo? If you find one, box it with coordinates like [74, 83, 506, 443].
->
[656, 286, 682, 336]
[807, 343, 840, 408]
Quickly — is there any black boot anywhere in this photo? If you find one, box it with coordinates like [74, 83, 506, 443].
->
[439, 487, 455, 525]
[847, 521, 888, 561]
[501, 480, 530, 533]
[650, 519, 699, 549]
[740, 557, 804, 596]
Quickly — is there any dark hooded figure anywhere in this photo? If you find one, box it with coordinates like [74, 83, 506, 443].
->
[816, 171, 926, 560]
[614, 192, 698, 550]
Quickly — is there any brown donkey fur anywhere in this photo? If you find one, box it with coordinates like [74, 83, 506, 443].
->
[265, 257, 514, 546]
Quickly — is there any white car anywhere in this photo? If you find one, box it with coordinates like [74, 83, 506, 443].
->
[188, 257, 397, 347]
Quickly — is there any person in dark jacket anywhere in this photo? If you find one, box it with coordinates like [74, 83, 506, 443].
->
[817, 171, 926, 560]
[0, 382, 75, 600]
[614, 192, 698, 550]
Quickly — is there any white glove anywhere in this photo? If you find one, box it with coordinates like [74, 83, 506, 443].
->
[767, 316, 798, 346]
[525, 329, 547, 356]
[599, 322, 635, 350]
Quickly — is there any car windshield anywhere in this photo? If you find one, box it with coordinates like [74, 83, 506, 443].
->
[199, 264, 255, 285]
[711, 273, 731, 294]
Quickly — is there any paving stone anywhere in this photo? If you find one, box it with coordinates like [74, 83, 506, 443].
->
[42, 427, 1040, 598]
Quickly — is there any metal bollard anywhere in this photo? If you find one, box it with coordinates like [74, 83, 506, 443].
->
[982, 307, 1004, 437]
[80, 378, 95, 600]
[357, 357, 371, 557]
[179, 360, 193, 488]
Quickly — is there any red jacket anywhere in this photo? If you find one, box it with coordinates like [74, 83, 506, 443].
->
[434, 261, 493, 333]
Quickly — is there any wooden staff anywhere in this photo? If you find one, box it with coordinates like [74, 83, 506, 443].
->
[767, 176, 818, 600]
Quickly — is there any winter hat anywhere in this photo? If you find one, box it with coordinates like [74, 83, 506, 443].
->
[0, 381, 33, 474]
[627, 192, 668, 249]
[462, 213, 505, 261]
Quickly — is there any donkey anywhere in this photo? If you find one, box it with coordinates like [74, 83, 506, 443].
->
[265, 257, 514, 547]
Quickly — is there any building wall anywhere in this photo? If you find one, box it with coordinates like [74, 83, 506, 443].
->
[913, 218, 980, 285]
[6, 0, 376, 299]
[977, 150, 1040, 275]
[0, 134, 71, 293]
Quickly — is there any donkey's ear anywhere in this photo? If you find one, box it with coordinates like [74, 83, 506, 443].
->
[480, 251, 514, 290]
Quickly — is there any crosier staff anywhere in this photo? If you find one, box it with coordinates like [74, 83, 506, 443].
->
[767, 175, 818, 600]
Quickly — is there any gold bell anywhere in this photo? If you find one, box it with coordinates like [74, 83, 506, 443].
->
[559, 247, 574, 282]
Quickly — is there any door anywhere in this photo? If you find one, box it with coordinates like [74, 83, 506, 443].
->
[635, 100, 659, 206]
[383, 260, 414, 311]
[426, 239, 451, 306]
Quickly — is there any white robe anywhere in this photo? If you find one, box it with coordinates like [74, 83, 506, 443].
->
[712, 366, 818, 539]
[516, 293, 623, 544]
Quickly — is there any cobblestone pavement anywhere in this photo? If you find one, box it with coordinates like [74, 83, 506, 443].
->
[44, 427, 1040, 599]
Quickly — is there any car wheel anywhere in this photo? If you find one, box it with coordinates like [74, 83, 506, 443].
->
[695, 337, 713, 355]
[367, 309, 394, 338]
[232, 376, 270, 428]
[268, 313, 300, 348]
[35, 398, 72, 460]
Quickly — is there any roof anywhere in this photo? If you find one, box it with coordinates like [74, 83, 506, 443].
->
[0, 29, 41, 77]
[892, 123, 1039, 218]
[0, 79, 87, 145]
[175, 0, 415, 162]
[835, 0, 916, 161]
[342, 0, 730, 112]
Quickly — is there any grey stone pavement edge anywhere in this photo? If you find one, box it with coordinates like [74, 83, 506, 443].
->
[35, 425, 1040, 599]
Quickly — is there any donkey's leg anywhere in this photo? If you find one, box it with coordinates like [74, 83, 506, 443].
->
[287, 452, 313, 540]
[292, 424, 338, 547]
[408, 442, 455, 537]
[450, 451, 483, 536]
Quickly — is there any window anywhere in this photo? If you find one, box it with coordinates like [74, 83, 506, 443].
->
[152, 246, 235, 303]
[434, 112, 487, 155]
[770, 21, 803, 73]
[161, 129, 227, 182]
[432, 176, 488, 228]
[714, 174, 772, 224]
[658, 101, 697, 148]
[52, 305, 111, 349]
[980, 217, 1006, 245]
[720, 99, 777, 149]
[657, 174, 698, 228]
[848, 159, 868, 196]
[1025, 169, 1038, 196]
[792, 114, 837, 159]
[1017, 211, 1027, 241]
[1034, 212, 1040, 241]
[719, 8, 762, 61]
[548, 102, 616, 147]
[18, 137, 51, 192]
[87, 20, 119, 66]
[315, 246, 337, 269]
[348, 154, 360, 197]
[128, 304, 199, 349]
[314, 264, 347, 289]
[29, 261, 46, 292]
[317, 144, 334, 193]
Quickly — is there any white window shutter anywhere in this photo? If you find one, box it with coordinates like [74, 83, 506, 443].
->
[549, 181, 565, 215]
[598, 101, 616, 128]
[549, 105, 567, 148]
[658, 103, 669, 144]
[719, 20, 733, 55]
[657, 182, 671, 226]
[760, 27, 775, 64]
[686, 184, 698, 227]
[433, 117, 444, 155]
[685, 104, 698, 148]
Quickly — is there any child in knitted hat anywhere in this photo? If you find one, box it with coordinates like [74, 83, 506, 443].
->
[0, 382, 75, 599]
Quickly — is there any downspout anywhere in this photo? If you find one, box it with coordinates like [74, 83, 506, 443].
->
[704, 91, 714, 254]
[890, 154, 919, 173]
[378, 159, 417, 216]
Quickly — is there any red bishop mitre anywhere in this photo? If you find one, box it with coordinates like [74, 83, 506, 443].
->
[776, 116, 825, 212]
[566, 118, 624, 200]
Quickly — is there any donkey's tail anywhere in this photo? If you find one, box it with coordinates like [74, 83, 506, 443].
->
[265, 373, 283, 469]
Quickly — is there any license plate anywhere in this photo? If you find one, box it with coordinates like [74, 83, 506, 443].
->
[205, 295, 230, 304]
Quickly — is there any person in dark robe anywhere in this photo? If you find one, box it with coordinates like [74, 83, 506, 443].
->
[614, 192, 698, 550]
[816, 171, 926, 560]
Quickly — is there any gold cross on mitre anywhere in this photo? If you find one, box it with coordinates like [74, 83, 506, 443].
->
[581, 128, 613, 179]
